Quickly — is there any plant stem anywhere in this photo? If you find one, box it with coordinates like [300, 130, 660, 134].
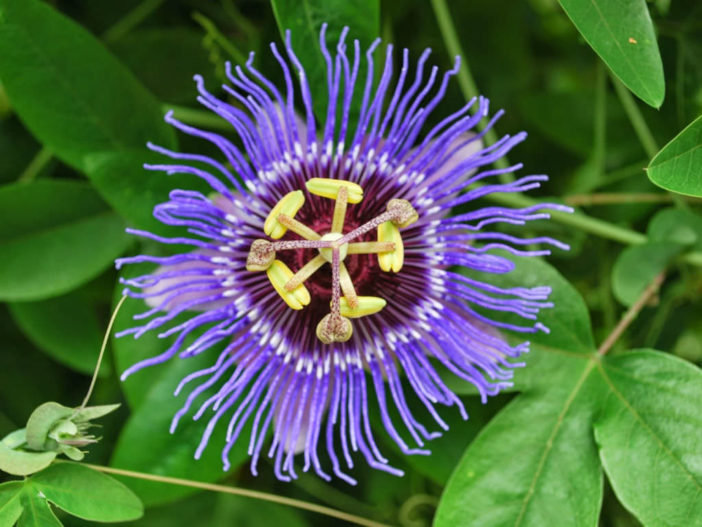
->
[17, 147, 53, 183]
[429, 0, 512, 179]
[80, 295, 128, 409]
[564, 192, 681, 206]
[610, 74, 659, 159]
[102, 0, 167, 42]
[192, 12, 248, 64]
[597, 271, 666, 355]
[84, 463, 390, 527]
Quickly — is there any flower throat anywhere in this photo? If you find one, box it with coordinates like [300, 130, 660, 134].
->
[246, 178, 418, 344]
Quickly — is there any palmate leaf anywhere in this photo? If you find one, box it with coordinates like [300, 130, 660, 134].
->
[435, 257, 702, 527]
[0, 463, 143, 526]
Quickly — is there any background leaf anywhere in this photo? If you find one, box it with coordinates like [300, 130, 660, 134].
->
[647, 115, 702, 197]
[8, 284, 110, 376]
[0, 180, 130, 302]
[270, 0, 380, 122]
[0, 481, 23, 527]
[0, 0, 175, 171]
[558, 0, 665, 107]
[594, 350, 702, 527]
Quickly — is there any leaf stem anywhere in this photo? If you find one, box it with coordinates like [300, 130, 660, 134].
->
[83, 463, 391, 527]
[429, 0, 513, 180]
[192, 11, 248, 64]
[17, 147, 53, 183]
[79, 295, 128, 410]
[597, 272, 666, 356]
[102, 0, 167, 42]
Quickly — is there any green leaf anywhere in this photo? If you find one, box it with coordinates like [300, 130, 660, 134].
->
[611, 242, 682, 306]
[436, 256, 603, 526]
[594, 350, 702, 527]
[84, 150, 210, 236]
[0, 0, 175, 172]
[435, 360, 603, 527]
[107, 28, 214, 105]
[8, 289, 109, 376]
[28, 463, 143, 522]
[647, 115, 702, 197]
[0, 180, 131, 301]
[0, 482, 24, 527]
[17, 492, 61, 527]
[558, 0, 664, 108]
[270, 0, 380, 122]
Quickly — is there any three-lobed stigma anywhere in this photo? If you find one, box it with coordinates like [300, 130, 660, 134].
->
[245, 178, 417, 344]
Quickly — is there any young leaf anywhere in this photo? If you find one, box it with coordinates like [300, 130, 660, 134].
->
[594, 350, 702, 527]
[558, 0, 664, 108]
[0, 180, 131, 301]
[0, 0, 175, 172]
[28, 463, 143, 522]
[647, 115, 702, 197]
[0, 481, 23, 527]
[270, 0, 380, 122]
[0, 442, 56, 477]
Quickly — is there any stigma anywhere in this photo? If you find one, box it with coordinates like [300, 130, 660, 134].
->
[246, 178, 418, 344]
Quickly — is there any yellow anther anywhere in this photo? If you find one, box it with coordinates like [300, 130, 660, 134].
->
[246, 239, 275, 271]
[316, 314, 353, 344]
[264, 190, 305, 239]
[377, 221, 404, 273]
[338, 296, 386, 318]
[347, 241, 396, 254]
[305, 178, 363, 204]
[266, 260, 311, 310]
[387, 199, 419, 228]
[318, 232, 348, 262]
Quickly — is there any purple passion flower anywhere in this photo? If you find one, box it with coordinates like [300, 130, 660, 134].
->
[116, 25, 570, 484]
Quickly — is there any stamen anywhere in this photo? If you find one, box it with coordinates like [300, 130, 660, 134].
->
[284, 254, 326, 291]
[246, 239, 275, 271]
[377, 221, 404, 272]
[251, 179, 418, 343]
[347, 241, 396, 254]
[339, 263, 358, 308]
[338, 296, 387, 318]
[305, 178, 363, 203]
[264, 190, 305, 239]
[277, 214, 321, 240]
[267, 260, 311, 310]
[331, 186, 348, 233]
